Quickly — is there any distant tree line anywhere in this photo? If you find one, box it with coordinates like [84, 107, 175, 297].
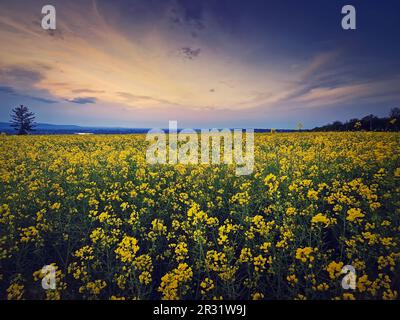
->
[312, 108, 400, 132]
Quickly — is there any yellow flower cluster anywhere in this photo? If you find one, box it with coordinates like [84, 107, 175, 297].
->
[326, 261, 344, 280]
[295, 247, 316, 263]
[346, 208, 365, 222]
[311, 213, 333, 227]
[158, 263, 193, 300]
[239, 248, 252, 263]
[79, 280, 107, 295]
[200, 278, 215, 296]
[115, 236, 139, 263]
[7, 282, 24, 300]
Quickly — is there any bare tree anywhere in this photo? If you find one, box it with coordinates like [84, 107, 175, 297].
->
[10, 105, 36, 135]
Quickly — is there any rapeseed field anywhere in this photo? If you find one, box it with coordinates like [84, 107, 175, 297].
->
[0, 132, 399, 300]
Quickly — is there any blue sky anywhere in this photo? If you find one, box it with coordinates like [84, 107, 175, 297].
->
[0, 0, 399, 128]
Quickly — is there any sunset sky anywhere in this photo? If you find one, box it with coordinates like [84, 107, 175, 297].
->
[0, 0, 399, 128]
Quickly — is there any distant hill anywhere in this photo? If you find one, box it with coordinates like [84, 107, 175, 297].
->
[0, 122, 81, 130]
[0, 122, 150, 134]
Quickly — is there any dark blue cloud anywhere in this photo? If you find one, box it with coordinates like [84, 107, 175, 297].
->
[0, 66, 58, 103]
[0, 67, 44, 82]
[30, 96, 58, 104]
[0, 85, 57, 103]
[67, 97, 97, 104]
[180, 47, 201, 60]
[0, 86, 15, 94]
